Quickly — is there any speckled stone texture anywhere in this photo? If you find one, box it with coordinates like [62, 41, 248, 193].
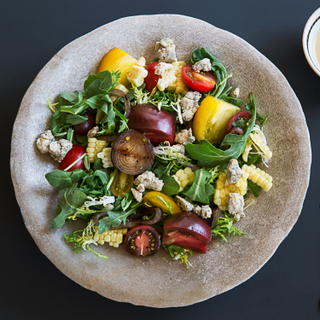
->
[11, 14, 311, 307]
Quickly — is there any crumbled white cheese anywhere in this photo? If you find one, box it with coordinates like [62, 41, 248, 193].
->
[36, 130, 55, 153]
[155, 38, 177, 63]
[200, 205, 212, 219]
[230, 87, 240, 98]
[175, 128, 196, 145]
[192, 58, 211, 73]
[87, 126, 99, 138]
[48, 139, 73, 162]
[193, 204, 212, 219]
[131, 188, 143, 202]
[84, 195, 115, 210]
[225, 159, 244, 186]
[134, 171, 164, 191]
[175, 195, 194, 212]
[172, 144, 185, 154]
[136, 184, 145, 193]
[181, 91, 202, 121]
[36, 130, 72, 162]
[155, 62, 177, 91]
[227, 193, 245, 221]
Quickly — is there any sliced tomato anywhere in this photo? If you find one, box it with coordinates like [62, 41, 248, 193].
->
[181, 65, 216, 93]
[162, 211, 212, 253]
[144, 62, 160, 92]
[225, 111, 252, 134]
[59, 145, 86, 172]
[162, 230, 208, 253]
[110, 172, 134, 198]
[128, 103, 176, 145]
[124, 225, 161, 256]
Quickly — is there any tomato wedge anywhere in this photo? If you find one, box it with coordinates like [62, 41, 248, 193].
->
[144, 62, 160, 92]
[225, 111, 252, 134]
[181, 65, 216, 93]
[162, 211, 212, 253]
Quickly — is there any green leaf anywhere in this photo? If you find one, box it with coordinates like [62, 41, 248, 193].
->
[186, 93, 257, 167]
[160, 173, 180, 195]
[50, 187, 87, 228]
[212, 215, 244, 241]
[98, 208, 136, 234]
[57, 91, 81, 106]
[182, 169, 212, 204]
[45, 169, 86, 188]
[247, 180, 261, 197]
[93, 169, 109, 185]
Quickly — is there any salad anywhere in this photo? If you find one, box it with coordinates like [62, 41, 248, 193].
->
[36, 38, 273, 268]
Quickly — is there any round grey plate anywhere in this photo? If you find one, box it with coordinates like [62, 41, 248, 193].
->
[11, 14, 311, 307]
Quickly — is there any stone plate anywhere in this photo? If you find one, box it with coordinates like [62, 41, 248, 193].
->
[10, 14, 311, 307]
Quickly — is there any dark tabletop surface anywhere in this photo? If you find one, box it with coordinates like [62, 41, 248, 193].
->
[2, 0, 320, 319]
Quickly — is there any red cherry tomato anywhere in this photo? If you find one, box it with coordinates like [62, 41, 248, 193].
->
[124, 225, 161, 256]
[128, 103, 176, 145]
[59, 145, 86, 172]
[72, 109, 95, 136]
[181, 65, 216, 93]
[225, 111, 252, 134]
[162, 211, 212, 253]
[144, 62, 160, 92]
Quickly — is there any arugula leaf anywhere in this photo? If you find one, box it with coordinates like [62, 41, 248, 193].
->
[185, 93, 257, 167]
[160, 173, 180, 195]
[182, 169, 213, 204]
[50, 187, 87, 228]
[98, 208, 136, 234]
[247, 180, 261, 197]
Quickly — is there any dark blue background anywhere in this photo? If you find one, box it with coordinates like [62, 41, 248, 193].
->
[3, 0, 320, 319]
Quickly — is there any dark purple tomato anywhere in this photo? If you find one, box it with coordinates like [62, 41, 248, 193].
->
[59, 145, 86, 171]
[124, 225, 161, 256]
[225, 111, 252, 134]
[128, 104, 176, 146]
[162, 211, 212, 253]
[72, 109, 95, 136]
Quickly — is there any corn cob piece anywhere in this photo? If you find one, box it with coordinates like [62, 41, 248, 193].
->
[93, 228, 128, 247]
[213, 171, 249, 211]
[172, 167, 195, 192]
[242, 164, 273, 192]
[250, 132, 272, 160]
[86, 138, 106, 163]
[167, 61, 188, 94]
[97, 147, 114, 168]
[126, 57, 148, 87]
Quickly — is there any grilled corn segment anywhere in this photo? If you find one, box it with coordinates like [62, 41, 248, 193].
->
[250, 133, 272, 160]
[213, 171, 249, 211]
[93, 228, 128, 247]
[173, 167, 195, 192]
[97, 147, 114, 168]
[242, 164, 273, 191]
[86, 138, 106, 163]
[167, 61, 188, 94]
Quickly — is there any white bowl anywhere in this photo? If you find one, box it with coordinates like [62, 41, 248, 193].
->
[303, 7, 320, 75]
